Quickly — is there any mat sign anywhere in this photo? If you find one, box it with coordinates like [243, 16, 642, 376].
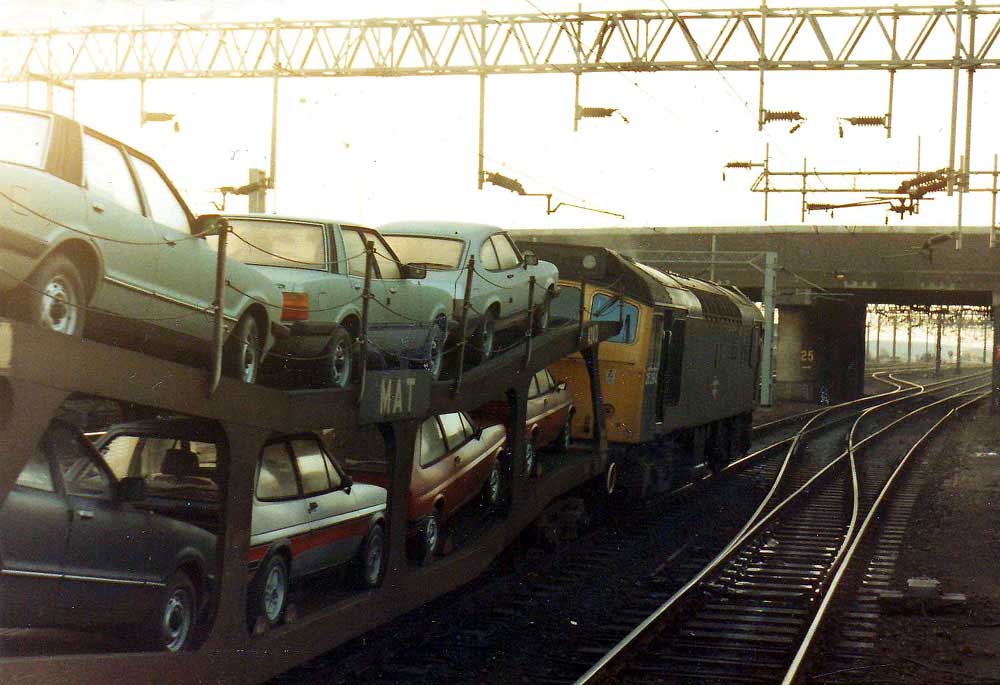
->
[360, 370, 431, 424]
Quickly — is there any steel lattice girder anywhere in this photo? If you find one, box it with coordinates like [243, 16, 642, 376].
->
[2, 5, 1000, 81]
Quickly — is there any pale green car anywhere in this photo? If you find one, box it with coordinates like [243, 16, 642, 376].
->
[222, 215, 454, 386]
[380, 221, 560, 363]
[0, 107, 284, 382]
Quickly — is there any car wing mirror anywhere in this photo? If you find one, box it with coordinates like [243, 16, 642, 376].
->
[475, 426, 484, 441]
[557, 381, 567, 392]
[402, 263, 428, 279]
[523, 252, 539, 267]
[193, 214, 229, 238]
[342, 474, 354, 493]
[119, 476, 146, 502]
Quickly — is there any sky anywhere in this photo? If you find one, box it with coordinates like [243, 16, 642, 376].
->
[2, 0, 999, 232]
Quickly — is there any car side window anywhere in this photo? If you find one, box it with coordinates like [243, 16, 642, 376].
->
[438, 413, 467, 450]
[535, 370, 552, 394]
[418, 417, 448, 467]
[369, 234, 401, 280]
[257, 442, 299, 500]
[82, 133, 142, 214]
[491, 234, 520, 270]
[49, 426, 112, 499]
[545, 370, 558, 389]
[15, 450, 55, 492]
[479, 239, 501, 270]
[99, 435, 140, 479]
[321, 453, 344, 490]
[459, 412, 476, 439]
[341, 229, 368, 277]
[528, 376, 539, 398]
[292, 441, 331, 496]
[129, 154, 192, 234]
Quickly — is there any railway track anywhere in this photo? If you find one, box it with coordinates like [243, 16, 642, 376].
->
[275, 371, 987, 684]
[575, 375, 988, 684]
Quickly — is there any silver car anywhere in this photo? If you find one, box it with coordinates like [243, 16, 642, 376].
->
[380, 221, 560, 362]
[222, 215, 454, 385]
[0, 107, 284, 383]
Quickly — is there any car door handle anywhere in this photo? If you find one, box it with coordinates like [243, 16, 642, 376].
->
[506, 273, 515, 279]
[388, 287, 398, 294]
[354, 284, 362, 290]
[308, 502, 318, 512]
[91, 202, 105, 214]
[454, 455, 461, 464]
[76, 509, 95, 520]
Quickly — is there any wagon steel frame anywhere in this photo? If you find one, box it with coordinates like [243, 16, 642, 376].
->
[0, 315, 616, 682]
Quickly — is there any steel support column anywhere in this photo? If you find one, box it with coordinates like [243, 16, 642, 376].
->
[761, 251, 777, 407]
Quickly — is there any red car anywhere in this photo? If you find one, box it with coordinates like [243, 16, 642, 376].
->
[472, 369, 574, 476]
[348, 412, 506, 562]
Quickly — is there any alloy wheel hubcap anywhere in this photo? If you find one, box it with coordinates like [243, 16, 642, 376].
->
[264, 565, 286, 621]
[489, 467, 500, 503]
[41, 277, 79, 334]
[525, 444, 535, 474]
[242, 324, 260, 382]
[366, 537, 383, 584]
[482, 320, 494, 357]
[163, 590, 192, 652]
[333, 341, 350, 386]
[426, 518, 438, 551]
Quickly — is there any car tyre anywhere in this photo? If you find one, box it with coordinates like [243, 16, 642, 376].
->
[223, 312, 262, 384]
[250, 554, 289, 629]
[554, 415, 572, 452]
[483, 460, 502, 506]
[20, 255, 86, 337]
[533, 291, 552, 334]
[468, 309, 496, 365]
[524, 441, 536, 477]
[315, 326, 356, 388]
[426, 316, 447, 381]
[414, 513, 441, 564]
[147, 570, 198, 653]
[351, 524, 387, 589]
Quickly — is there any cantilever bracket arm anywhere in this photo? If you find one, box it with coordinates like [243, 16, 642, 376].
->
[521, 192, 625, 219]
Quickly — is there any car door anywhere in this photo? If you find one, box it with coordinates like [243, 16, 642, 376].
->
[0, 442, 71, 623]
[80, 132, 168, 321]
[414, 416, 454, 518]
[438, 412, 482, 510]
[365, 231, 437, 353]
[129, 151, 220, 342]
[533, 370, 564, 445]
[490, 233, 530, 316]
[341, 226, 390, 328]
[526, 373, 545, 435]
[54, 425, 162, 622]
[290, 437, 366, 572]
[252, 441, 311, 579]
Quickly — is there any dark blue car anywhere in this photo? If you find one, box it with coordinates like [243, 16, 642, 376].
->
[0, 420, 217, 652]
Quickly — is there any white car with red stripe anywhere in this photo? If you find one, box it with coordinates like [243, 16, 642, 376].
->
[95, 419, 388, 632]
[248, 433, 388, 628]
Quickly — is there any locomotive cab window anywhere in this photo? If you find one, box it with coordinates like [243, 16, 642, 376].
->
[551, 285, 582, 322]
[591, 293, 639, 344]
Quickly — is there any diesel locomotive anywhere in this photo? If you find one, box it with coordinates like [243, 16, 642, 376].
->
[518, 242, 764, 499]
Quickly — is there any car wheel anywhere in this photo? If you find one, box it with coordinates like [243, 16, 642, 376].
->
[251, 554, 289, 628]
[352, 524, 386, 589]
[426, 316, 447, 380]
[223, 312, 262, 384]
[554, 415, 572, 452]
[21, 255, 86, 337]
[149, 571, 197, 652]
[483, 460, 502, 506]
[533, 291, 552, 334]
[524, 441, 536, 477]
[315, 326, 356, 388]
[469, 309, 496, 364]
[415, 513, 440, 564]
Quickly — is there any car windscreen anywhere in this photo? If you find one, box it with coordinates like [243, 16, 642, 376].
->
[224, 218, 327, 270]
[383, 235, 465, 270]
[0, 110, 50, 169]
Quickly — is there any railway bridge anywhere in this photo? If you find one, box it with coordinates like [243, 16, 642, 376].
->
[515, 225, 1000, 404]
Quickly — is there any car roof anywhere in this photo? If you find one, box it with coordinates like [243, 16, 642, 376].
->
[378, 221, 506, 242]
[96, 417, 225, 445]
[222, 213, 373, 230]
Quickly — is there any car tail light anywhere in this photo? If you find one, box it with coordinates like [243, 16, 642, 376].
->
[281, 292, 310, 321]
